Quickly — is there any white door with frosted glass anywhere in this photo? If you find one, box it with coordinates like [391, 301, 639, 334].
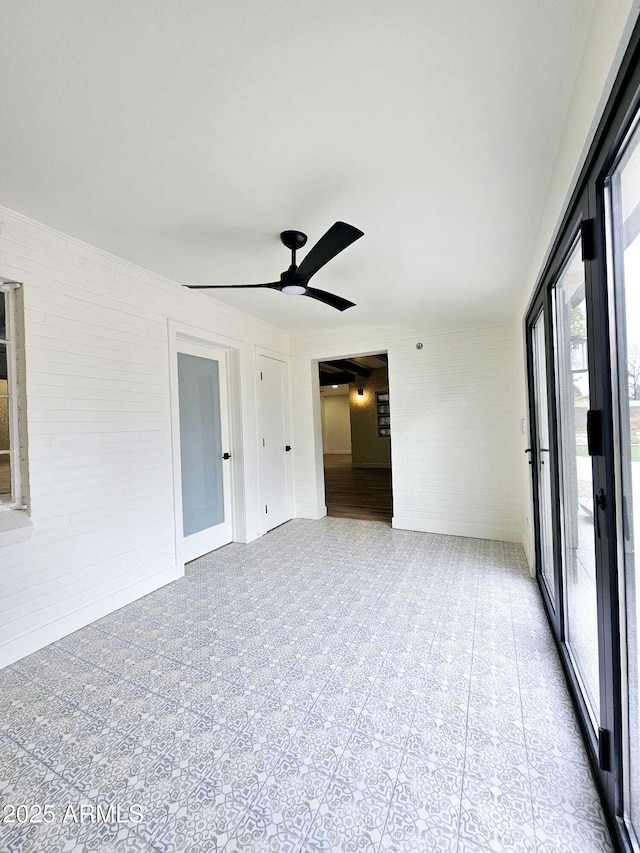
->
[258, 354, 292, 531]
[178, 343, 233, 561]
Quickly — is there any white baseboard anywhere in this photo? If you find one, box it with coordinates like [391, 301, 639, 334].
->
[0, 564, 183, 670]
[294, 506, 327, 520]
[392, 516, 521, 544]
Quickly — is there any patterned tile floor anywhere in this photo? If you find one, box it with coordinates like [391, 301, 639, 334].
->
[0, 518, 613, 852]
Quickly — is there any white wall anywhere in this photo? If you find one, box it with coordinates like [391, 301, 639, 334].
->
[292, 322, 526, 544]
[521, 0, 640, 313]
[517, 0, 640, 571]
[321, 395, 352, 455]
[0, 206, 290, 668]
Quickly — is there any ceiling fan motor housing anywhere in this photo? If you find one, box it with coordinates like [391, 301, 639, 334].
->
[280, 230, 307, 251]
[280, 266, 306, 286]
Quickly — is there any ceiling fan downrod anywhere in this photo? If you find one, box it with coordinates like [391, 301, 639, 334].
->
[279, 230, 308, 292]
[280, 229, 307, 270]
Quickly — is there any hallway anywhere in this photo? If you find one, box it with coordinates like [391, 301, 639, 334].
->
[324, 455, 393, 522]
[0, 519, 611, 852]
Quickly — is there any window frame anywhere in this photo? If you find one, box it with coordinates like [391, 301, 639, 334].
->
[0, 281, 24, 511]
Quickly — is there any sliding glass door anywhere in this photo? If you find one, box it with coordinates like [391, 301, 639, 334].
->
[552, 237, 601, 726]
[606, 115, 640, 848]
[527, 218, 605, 734]
[531, 309, 556, 605]
[524, 22, 640, 852]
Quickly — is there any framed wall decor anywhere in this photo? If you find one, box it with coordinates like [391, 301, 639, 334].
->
[377, 391, 390, 437]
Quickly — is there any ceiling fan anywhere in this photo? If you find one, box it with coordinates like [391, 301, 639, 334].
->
[184, 221, 363, 311]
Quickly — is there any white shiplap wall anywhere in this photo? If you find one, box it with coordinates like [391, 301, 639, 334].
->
[292, 323, 527, 545]
[0, 206, 290, 668]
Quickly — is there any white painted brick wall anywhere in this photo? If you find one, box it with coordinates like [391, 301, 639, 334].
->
[0, 206, 290, 667]
[291, 323, 527, 545]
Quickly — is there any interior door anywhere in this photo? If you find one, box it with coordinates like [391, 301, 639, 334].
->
[178, 342, 233, 561]
[258, 354, 292, 531]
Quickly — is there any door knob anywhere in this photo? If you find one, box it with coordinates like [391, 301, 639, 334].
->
[222, 452, 231, 460]
[285, 445, 292, 452]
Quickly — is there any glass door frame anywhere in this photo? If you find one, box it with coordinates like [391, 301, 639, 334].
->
[526, 191, 619, 818]
[526, 291, 563, 628]
[590, 55, 640, 843]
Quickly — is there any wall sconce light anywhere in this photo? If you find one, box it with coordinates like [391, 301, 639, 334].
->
[332, 385, 338, 389]
[357, 387, 364, 396]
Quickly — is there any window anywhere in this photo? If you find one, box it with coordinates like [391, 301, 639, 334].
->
[0, 282, 23, 509]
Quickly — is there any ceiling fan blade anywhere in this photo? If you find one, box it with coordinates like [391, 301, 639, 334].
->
[296, 222, 363, 280]
[304, 286, 356, 312]
[184, 282, 281, 290]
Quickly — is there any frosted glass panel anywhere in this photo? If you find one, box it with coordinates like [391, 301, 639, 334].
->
[178, 353, 224, 536]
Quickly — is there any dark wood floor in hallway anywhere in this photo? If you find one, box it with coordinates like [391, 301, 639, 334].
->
[323, 453, 393, 522]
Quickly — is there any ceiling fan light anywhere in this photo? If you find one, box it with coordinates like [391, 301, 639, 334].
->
[281, 284, 307, 295]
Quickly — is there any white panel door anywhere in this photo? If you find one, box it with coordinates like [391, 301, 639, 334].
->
[258, 354, 292, 531]
[178, 342, 233, 561]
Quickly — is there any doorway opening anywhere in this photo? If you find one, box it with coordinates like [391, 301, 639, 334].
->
[319, 353, 392, 522]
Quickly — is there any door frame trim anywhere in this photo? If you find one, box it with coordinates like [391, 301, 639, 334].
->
[168, 320, 246, 569]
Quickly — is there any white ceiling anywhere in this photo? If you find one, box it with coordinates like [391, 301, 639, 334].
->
[0, 0, 596, 332]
